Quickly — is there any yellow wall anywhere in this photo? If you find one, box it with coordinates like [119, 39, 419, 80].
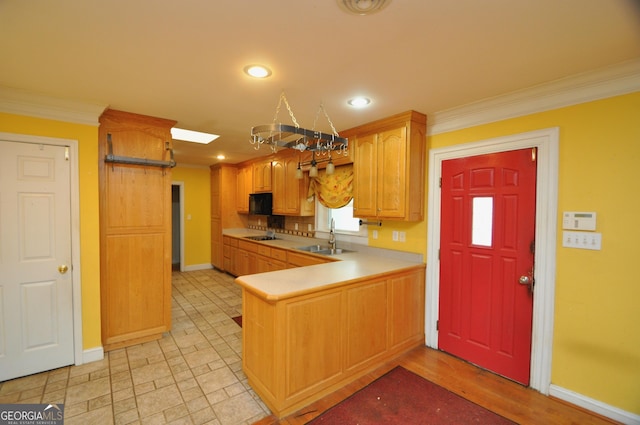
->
[426, 92, 640, 414]
[172, 166, 211, 267]
[0, 112, 102, 350]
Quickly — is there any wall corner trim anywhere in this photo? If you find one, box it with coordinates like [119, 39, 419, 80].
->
[80, 346, 105, 365]
[0, 85, 107, 126]
[428, 58, 640, 135]
[549, 384, 640, 425]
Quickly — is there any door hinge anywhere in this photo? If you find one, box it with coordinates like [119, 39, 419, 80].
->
[436, 320, 439, 331]
[439, 177, 442, 188]
[438, 249, 440, 260]
[531, 147, 537, 162]
[65, 146, 69, 161]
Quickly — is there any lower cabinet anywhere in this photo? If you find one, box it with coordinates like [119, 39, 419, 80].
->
[224, 237, 334, 276]
[242, 265, 426, 418]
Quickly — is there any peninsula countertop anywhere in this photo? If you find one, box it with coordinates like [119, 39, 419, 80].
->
[226, 230, 425, 302]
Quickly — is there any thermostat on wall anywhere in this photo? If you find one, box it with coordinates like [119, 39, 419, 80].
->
[562, 211, 597, 231]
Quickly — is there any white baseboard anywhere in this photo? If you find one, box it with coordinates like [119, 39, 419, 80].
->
[182, 263, 214, 272]
[79, 346, 104, 365]
[550, 384, 640, 425]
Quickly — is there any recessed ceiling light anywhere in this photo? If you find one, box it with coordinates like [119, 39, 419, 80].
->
[337, 0, 390, 15]
[347, 97, 371, 108]
[244, 65, 272, 78]
[171, 128, 219, 144]
[216, 154, 226, 160]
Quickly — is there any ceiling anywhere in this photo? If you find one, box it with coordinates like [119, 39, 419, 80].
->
[1, 0, 639, 166]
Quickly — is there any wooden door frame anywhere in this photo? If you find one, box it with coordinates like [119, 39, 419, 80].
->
[426, 127, 559, 394]
[0, 132, 84, 366]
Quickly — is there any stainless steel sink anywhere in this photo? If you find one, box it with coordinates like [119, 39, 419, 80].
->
[296, 244, 329, 252]
[296, 245, 353, 256]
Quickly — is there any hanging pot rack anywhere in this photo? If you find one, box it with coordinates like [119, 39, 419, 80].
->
[250, 92, 348, 154]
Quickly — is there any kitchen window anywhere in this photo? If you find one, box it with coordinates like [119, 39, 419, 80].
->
[316, 199, 368, 243]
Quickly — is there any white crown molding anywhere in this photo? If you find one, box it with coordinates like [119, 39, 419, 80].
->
[0, 86, 107, 126]
[428, 58, 640, 135]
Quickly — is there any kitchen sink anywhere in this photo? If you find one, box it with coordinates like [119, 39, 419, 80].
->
[296, 245, 354, 256]
[244, 235, 278, 241]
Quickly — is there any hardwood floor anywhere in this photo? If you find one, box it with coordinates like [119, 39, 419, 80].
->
[254, 346, 620, 425]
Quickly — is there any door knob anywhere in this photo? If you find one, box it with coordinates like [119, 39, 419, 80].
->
[519, 274, 534, 293]
[58, 264, 69, 274]
[518, 275, 531, 285]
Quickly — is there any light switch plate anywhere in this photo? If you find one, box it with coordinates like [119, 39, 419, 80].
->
[562, 231, 602, 250]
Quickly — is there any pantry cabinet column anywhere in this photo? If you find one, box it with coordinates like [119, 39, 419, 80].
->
[98, 109, 177, 351]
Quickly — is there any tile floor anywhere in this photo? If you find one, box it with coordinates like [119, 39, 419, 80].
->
[0, 269, 272, 424]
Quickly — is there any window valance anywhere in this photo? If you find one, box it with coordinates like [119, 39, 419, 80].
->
[307, 164, 353, 209]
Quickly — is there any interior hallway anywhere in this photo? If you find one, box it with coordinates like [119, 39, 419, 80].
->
[0, 269, 618, 424]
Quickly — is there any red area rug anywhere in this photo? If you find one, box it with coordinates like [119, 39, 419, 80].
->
[307, 366, 515, 424]
[232, 315, 242, 327]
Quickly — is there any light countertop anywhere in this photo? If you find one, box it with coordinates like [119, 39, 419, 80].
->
[226, 230, 425, 302]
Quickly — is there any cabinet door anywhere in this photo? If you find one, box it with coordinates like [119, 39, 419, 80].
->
[284, 155, 314, 216]
[211, 166, 221, 219]
[353, 133, 378, 218]
[271, 160, 286, 215]
[377, 127, 407, 218]
[212, 218, 223, 269]
[236, 166, 252, 213]
[253, 160, 272, 192]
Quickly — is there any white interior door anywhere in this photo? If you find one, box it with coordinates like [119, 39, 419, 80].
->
[0, 140, 74, 381]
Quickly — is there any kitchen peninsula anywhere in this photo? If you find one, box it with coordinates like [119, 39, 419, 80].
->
[232, 233, 426, 418]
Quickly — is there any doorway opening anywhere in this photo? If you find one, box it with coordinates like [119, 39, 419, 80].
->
[172, 182, 185, 272]
[426, 127, 559, 394]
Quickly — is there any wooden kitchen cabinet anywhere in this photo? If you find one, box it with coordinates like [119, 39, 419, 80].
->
[223, 236, 237, 275]
[236, 239, 258, 276]
[211, 165, 245, 271]
[98, 109, 176, 351]
[272, 150, 314, 216]
[236, 165, 253, 213]
[256, 245, 287, 272]
[253, 158, 273, 192]
[347, 111, 426, 221]
[241, 265, 425, 418]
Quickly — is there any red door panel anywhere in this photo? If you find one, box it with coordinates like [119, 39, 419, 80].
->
[439, 148, 536, 385]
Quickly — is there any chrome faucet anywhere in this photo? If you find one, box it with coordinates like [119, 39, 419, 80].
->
[328, 218, 336, 251]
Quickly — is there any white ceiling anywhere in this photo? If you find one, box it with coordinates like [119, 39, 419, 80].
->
[1, 0, 639, 166]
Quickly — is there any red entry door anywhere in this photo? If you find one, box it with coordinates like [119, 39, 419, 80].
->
[439, 148, 536, 385]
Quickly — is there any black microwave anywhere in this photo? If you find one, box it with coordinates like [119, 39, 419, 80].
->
[249, 193, 272, 215]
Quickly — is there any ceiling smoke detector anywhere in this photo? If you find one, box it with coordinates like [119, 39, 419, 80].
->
[337, 0, 390, 15]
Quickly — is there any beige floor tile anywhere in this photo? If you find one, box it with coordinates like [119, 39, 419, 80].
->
[65, 376, 111, 405]
[136, 384, 182, 418]
[0, 270, 271, 425]
[196, 368, 239, 395]
[212, 392, 266, 425]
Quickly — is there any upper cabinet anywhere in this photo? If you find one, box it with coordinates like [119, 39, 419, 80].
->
[272, 150, 314, 216]
[347, 111, 427, 222]
[236, 164, 253, 213]
[253, 158, 273, 192]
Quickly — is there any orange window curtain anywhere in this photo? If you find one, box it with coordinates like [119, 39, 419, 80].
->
[307, 164, 353, 209]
